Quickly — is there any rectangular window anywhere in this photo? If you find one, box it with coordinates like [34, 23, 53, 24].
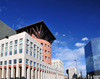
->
[34, 45, 36, 49]
[2, 44, 4, 47]
[45, 44, 47, 47]
[30, 61, 32, 66]
[15, 40, 18, 44]
[14, 45, 17, 54]
[9, 60, 12, 64]
[6, 43, 8, 46]
[26, 45, 29, 54]
[30, 42, 33, 47]
[45, 50, 47, 53]
[19, 44, 23, 53]
[40, 53, 42, 60]
[26, 59, 28, 64]
[37, 63, 39, 68]
[9, 46, 12, 55]
[4, 61, 7, 65]
[37, 51, 39, 59]
[0, 61, 2, 65]
[14, 59, 17, 64]
[42, 65, 44, 69]
[34, 49, 36, 58]
[37, 47, 39, 51]
[10, 41, 13, 45]
[19, 59, 22, 63]
[40, 64, 41, 68]
[41, 43, 43, 46]
[26, 39, 29, 44]
[20, 38, 23, 43]
[45, 56, 47, 59]
[5, 47, 8, 56]
[34, 62, 36, 67]
[30, 47, 32, 56]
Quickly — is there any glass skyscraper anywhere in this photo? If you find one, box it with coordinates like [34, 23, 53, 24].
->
[85, 37, 100, 78]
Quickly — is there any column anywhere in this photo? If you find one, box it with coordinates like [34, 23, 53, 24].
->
[11, 61, 14, 79]
[27, 65, 30, 79]
[1, 61, 4, 79]
[16, 59, 19, 79]
[22, 58, 26, 79]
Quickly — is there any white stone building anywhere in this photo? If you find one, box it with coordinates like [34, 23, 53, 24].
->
[51, 59, 64, 71]
[0, 32, 64, 79]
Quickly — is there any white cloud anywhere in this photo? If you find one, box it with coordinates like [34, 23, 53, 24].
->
[81, 37, 88, 41]
[75, 42, 85, 47]
[63, 34, 65, 36]
[16, 24, 22, 28]
[54, 40, 65, 44]
[51, 43, 86, 76]
[55, 32, 58, 35]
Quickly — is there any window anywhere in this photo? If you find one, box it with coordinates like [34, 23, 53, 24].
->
[19, 59, 22, 63]
[26, 59, 28, 64]
[10, 41, 13, 45]
[9, 46, 12, 55]
[26, 39, 29, 44]
[14, 45, 17, 54]
[45, 50, 47, 53]
[0, 61, 2, 65]
[40, 53, 42, 60]
[30, 61, 32, 66]
[30, 42, 33, 47]
[1, 48, 3, 57]
[14, 59, 17, 64]
[34, 49, 36, 58]
[6, 43, 8, 46]
[5, 47, 8, 56]
[42, 65, 44, 69]
[37, 63, 39, 68]
[9, 60, 12, 64]
[2, 44, 4, 47]
[45, 44, 47, 47]
[34, 45, 36, 49]
[26, 45, 29, 54]
[45, 56, 47, 59]
[37, 51, 39, 59]
[20, 38, 23, 43]
[37, 47, 39, 51]
[34, 62, 36, 67]
[30, 47, 32, 56]
[19, 44, 23, 53]
[41, 43, 43, 46]
[15, 40, 18, 44]
[40, 64, 42, 68]
[4, 61, 7, 65]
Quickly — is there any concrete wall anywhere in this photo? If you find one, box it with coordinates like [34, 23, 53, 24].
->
[0, 20, 16, 40]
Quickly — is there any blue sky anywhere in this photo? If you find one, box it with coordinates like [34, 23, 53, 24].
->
[0, 0, 100, 76]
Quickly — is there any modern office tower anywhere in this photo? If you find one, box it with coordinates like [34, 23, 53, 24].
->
[15, 21, 56, 65]
[84, 37, 100, 79]
[0, 20, 16, 40]
[0, 21, 64, 79]
[51, 59, 64, 70]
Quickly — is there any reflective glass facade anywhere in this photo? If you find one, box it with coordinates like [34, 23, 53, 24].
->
[85, 37, 100, 75]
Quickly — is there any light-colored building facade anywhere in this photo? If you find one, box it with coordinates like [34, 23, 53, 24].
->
[67, 67, 77, 79]
[51, 59, 64, 71]
[0, 32, 64, 79]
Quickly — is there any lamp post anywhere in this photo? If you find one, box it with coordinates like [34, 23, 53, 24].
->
[74, 60, 77, 79]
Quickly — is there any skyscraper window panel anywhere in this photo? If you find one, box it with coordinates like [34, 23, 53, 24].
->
[19, 44, 23, 53]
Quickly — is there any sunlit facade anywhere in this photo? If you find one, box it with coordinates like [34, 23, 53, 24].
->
[85, 37, 100, 79]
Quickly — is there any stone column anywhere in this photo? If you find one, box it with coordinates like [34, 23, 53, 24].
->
[1, 62, 4, 79]
[16, 59, 19, 79]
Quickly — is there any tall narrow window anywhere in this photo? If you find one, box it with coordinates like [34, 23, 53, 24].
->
[40, 53, 42, 60]
[9, 60, 12, 64]
[26, 45, 29, 54]
[0, 61, 2, 66]
[34, 49, 36, 58]
[4, 61, 7, 65]
[37, 63, 39, 68]
[30, 47, 32, 56]
[14, 45, 17, 54]
[26, 59, 28, 64]
[19, 44, 23, 53]
[1, 44, 4, 57]
[37, 51, 39, 59]
[26, 39, 29, 44]
[10, 41, 13, 45]
[34, 45, 36, 49]
[41, 43, 43, 46]
[14, 59, 17, 64]
[20, 38, 23, 43]
[34, 62, 36, 67]
[30, 42, 33, 47]
[6, 43, 8, 46]
[30, 61, 32, 66]
[5, 47, 8, 56]
[15, 40, 18, 44]
[9, 46, 12, 55]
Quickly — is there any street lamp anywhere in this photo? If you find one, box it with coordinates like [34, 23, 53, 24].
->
[74, 60, 77, 79]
